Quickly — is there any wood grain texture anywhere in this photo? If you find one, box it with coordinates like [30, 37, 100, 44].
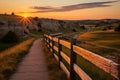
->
[53, 37, 58, 43]
[53, 46, 58, 52]
[73, 45, 119, 79]
[74, 64, 92, 80]
[60, 61, 70, 78]
[61, 51, 70, 64]
[60, 40, 71, 49]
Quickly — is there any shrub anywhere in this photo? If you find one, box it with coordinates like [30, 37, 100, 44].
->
[38, 29, 42, 32]
[72, 29, 76, 32]
[1, 31, 19, 43]
[114, 26, 120, 32]
[80, 25, 86, 29]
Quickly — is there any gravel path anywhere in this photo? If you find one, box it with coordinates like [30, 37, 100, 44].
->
[9, 39, 49, 80]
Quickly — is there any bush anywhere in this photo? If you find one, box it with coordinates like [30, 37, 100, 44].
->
[72, 29, 76, 32]
[1, 31, 19, 43]
[114, 26, 120, 32]
[38, 29, 42, 32]
[80, 25, 86, 29]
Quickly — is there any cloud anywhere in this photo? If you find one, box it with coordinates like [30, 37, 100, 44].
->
[20, 0, 119, 13]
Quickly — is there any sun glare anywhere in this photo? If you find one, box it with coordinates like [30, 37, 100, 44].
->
[19, 15, 31, 26]
[24, 16, 27, 18]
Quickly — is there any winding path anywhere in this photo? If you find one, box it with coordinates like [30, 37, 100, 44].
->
[9, 39, 49, 80]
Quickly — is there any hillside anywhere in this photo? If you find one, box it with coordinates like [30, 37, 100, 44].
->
[77, 30, 120, 61]
[0, 14, 120, 39]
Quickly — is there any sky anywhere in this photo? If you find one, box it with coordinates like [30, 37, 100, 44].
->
[0, 0, 120, 20]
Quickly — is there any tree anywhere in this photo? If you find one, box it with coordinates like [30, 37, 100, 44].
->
[1, 31, 19, 43]
[80, 25, 86, 29]
[8, 21, 12, 30]
[4, 13, 7, 15]
[37, 21, 42, 32]
[38, 22, 41, 27]
[33, 17, 39, 21]
[11, 12, 15, 15]
[72, 28, 77, 32]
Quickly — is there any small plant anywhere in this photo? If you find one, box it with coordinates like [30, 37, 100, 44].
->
[42, 41, 68, 80]
[72, 29, 76, 32]
[80, 25, 86, 29]
[0, 38, 35, 80]
[1, 31, 19, 43]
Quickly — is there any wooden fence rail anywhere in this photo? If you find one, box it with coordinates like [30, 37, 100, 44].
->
[43, 34, 120, 80]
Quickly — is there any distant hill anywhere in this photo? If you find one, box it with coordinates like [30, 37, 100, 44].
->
[0, 14, 120, 38]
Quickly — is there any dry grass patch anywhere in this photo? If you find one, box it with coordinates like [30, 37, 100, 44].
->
[42, 41, 68, 80]
[0, 38, 35, 80]
[77, 30, 120, 59]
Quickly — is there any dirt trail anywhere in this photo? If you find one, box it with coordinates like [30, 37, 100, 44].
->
[9, 39, 49, 80]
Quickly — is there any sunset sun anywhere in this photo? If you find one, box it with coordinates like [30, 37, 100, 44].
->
[0, 0, 120, 80]
[24, 16, 27, 18]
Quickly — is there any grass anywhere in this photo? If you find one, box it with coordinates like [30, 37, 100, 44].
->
[51, 40, 116, 80]
[77, 30, 120, 49]
[77, 30, 120, 60]
[62, 45, 116, 80]
[0, 42, 16, 52]
[76, 55, 115, 80]
[43, 30, 120, 80]
[0, 38, 35, 80]
[41, 41, 68, 80]
[0, 34, 33, 52]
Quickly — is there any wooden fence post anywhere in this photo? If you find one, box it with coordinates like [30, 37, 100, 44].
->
[52, 37, 54, 56]
[43, 35, 45, 41]
[45, 36, 47, 45]
[58, 37, 62, 68]
[70, 38, 77, 80]
[48, 36, 51, 51]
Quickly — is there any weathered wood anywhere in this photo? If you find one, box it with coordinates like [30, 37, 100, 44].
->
[74, 64, 92, 80]
[44, 34, 48, 38]
[53, 37, 59, 43]
[54, 53, 59, 61]
[58, 38, 62, 68]
[73, 45, 119, 79]
[52, 37, 55, 55]
[48, 38, 51, 51]
[53, 46, 58, 52]
[70, 38, 77, 80]
[44, 34, 120, 80]
[110, 63, 120, 79]
[48, 35, 52, 40]
[50, 33, 62, 37]
[50, 42, 52, 47]
[61, 51, 70, 64]
[60, 40, 71, 49]
[50, 48, 52, 52]
[46, 38, 49, 43]
[60, 61, 70, 78]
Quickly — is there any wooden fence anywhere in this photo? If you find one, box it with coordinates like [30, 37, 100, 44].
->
[43, 34, 120, 80]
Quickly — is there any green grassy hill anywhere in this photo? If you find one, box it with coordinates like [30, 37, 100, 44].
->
[78, 30, 120, 49]
[77, 30, 120, 61]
